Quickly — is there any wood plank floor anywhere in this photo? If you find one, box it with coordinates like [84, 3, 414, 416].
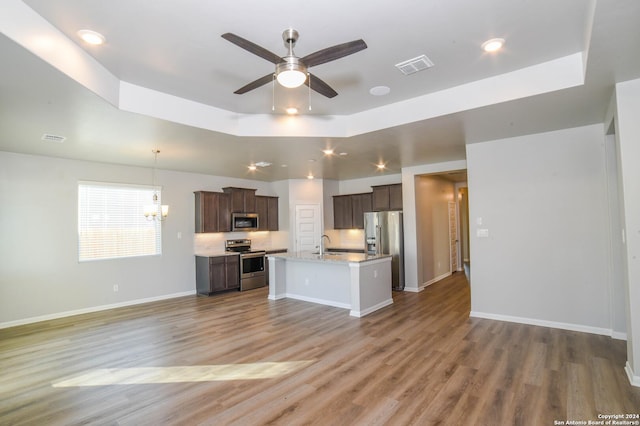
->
[1, 272, 639, 425]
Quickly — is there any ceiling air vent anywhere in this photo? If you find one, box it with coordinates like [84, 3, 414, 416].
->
[41, 133, 66, 143]
[395, 55, 434, 75]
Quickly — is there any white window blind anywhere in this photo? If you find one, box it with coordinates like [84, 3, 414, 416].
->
[78, 182, 162, 261]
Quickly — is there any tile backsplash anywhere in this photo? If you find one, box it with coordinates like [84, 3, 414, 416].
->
[194, 231, 289, 255]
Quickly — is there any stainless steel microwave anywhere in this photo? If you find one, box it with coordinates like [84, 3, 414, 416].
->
[231, 213, 259, 231]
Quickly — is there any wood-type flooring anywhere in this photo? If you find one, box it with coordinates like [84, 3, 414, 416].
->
[1, 272, 639, 425]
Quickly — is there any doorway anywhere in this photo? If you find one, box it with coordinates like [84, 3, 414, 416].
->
[294, 204, 321, 253]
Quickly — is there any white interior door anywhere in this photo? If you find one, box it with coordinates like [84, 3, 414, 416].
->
[295, 204, 321, 253]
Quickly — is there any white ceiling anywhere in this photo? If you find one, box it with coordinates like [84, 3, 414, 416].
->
[1, 0, 639, 181]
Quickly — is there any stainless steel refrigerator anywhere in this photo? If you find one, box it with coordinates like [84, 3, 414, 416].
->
[364, 211, 404, 290]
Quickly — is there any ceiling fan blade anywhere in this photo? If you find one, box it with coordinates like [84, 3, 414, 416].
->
[221, 33, 282, 64]
[301, 39, 367, 68]
[234, 74, 274, 94]
[305, 73, 338, 98]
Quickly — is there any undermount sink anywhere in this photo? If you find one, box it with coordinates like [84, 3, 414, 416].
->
[311, 251, 343, 256]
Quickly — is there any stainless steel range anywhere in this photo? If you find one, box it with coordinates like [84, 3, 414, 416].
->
[225, 239, 266, 291]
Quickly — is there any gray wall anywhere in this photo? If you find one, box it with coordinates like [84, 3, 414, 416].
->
[612, 78, 640, 382]
[466, 124, 621, 334]
[0, 151, 274, 326]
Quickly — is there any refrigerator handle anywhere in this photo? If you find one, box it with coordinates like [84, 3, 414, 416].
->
[376, 224, 382, 255]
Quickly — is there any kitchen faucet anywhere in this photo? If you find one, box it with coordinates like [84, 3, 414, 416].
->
[319, 234, 331, 255]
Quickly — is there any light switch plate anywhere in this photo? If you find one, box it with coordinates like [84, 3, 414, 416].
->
[477, 229, 489, 238]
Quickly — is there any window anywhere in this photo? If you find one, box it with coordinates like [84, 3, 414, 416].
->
[78, 182, 162, 261]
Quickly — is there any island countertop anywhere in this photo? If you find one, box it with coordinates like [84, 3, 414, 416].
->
[267, 251, 390, 264]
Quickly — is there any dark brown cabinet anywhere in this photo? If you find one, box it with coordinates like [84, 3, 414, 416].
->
[223, 187, 257, 213]
[267, 197, 279, 231]
[333, 193, 372, 229]
[195, 255, 240, 295]
[333, 194, 353, 229]
[372, 184, 403, 211]
[196, 188, 278, 233]
[194, 191, 231, 233]
[352, 193, 372, 228]
[255, 196, 279, 231]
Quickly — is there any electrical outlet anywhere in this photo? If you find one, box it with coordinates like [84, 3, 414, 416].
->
[113, 284, 119, 292]
[374, 270, 378, 278]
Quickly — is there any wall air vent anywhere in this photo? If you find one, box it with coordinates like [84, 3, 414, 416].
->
[42, 133, 66, 143]
[395, 55, 434, 75]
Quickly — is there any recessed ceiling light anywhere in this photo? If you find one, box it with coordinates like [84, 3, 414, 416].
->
[481, 38, 505, 53]
[281, 164, 288, 168]
[308, 159, 316, 163]
[369, 86, 391, 96]
[339, 152, 348, 156]
[248, 164, 257, 171]
[77, 29, 105, 45]
[307, 173, 314, 180]
[322, 149, 334, 155]
[286, 107, 298, 115]
[377, 163, 386, 170]
[255, 161, 272, 167]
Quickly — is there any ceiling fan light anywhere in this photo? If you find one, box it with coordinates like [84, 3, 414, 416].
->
[276, 58, 307, 88]
[277, 70, 306, 88]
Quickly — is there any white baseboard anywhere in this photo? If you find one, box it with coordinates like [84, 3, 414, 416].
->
[0, 290, 196, 329]
[419, 271, 452, 291]
[469, 311, 623, 338]
[611, 331, 628, 340]
[350, 298, 393, 318]
[625, 362, 640, 387]
[403, 271, 453, 293]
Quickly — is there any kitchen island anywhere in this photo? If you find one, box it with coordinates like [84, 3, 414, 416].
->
[267, 252, 393, 317]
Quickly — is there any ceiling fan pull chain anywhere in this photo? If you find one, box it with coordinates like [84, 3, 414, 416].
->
[272, 74, 276, 111]
[308, 72, 312, 111]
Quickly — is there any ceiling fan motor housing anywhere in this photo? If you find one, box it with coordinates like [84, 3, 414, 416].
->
[282, 28, 299, 47]
[277, 56, 307, 75]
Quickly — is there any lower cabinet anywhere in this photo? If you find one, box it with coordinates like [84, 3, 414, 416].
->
[196, 255, 240, 295]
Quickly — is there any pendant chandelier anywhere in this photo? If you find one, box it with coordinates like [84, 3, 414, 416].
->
[143, 149, 169, 221]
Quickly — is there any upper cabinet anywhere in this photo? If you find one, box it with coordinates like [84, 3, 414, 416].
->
[194, 191, 231, 233]
[196, 188, 277, 233]
[372, 184, 403, 211]
[255, 195, 279, 231]
[333, 192, 372, 229]
[223, 187, 257, 213]
[267, 196, 279, 231]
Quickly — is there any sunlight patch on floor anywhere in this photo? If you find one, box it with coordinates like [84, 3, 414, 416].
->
[51, 360, 316, 387]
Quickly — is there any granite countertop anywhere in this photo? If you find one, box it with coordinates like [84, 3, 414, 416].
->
[195, 248, 287, 257]
[325, 247, 366, 253]
[194, 251, 239, 257]
[265, 248, 288, 254]
[268, 251, 391, 264]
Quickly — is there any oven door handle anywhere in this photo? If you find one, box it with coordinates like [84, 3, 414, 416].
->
[241, 252, 265, 259]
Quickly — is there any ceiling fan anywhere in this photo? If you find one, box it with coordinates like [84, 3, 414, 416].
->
[221, 29, 367, 98]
